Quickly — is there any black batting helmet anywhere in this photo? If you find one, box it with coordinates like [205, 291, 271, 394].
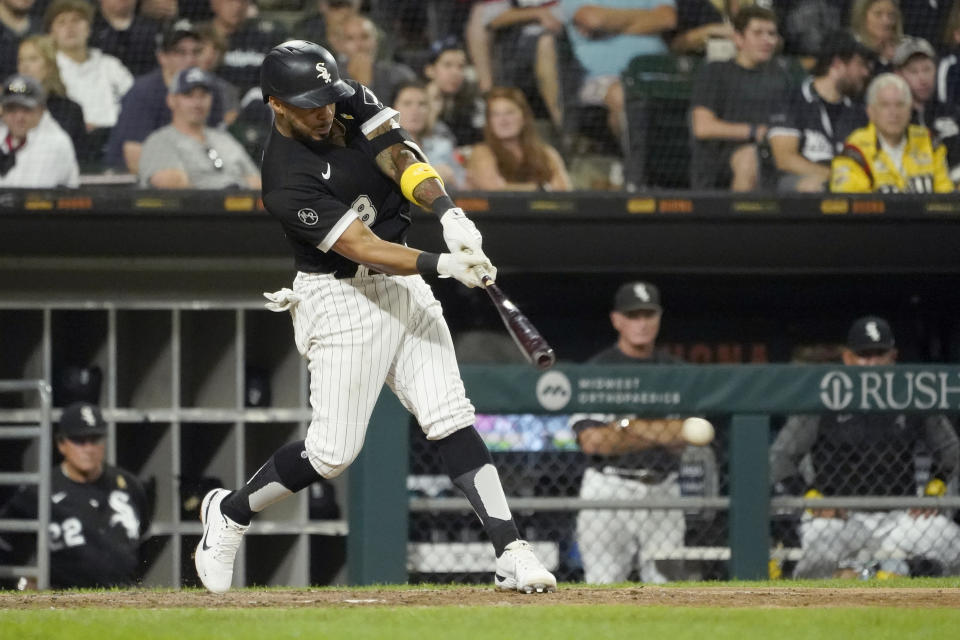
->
[261, 40, 355, 108]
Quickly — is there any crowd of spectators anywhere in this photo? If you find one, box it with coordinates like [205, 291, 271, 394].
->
[1, 0, 960, 192]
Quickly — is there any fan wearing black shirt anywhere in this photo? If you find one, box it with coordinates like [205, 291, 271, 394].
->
[768, 31, 873, 192]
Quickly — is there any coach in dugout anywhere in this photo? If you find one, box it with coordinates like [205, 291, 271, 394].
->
[0, 402, 151, 589]
[830, 73, 954, 193]
[770, 317, 960, 579]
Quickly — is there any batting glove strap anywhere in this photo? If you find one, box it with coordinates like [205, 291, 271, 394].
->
[440, 208, 483, 254]
[437, 252, 485, 288]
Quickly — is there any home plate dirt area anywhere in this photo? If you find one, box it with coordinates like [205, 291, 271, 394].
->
[2, 587, 959, 609]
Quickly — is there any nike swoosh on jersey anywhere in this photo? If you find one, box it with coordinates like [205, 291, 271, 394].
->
[51, 492, 67, 504]
[321, 163, 331, 179]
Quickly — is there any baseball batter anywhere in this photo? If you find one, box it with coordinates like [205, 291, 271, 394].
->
[194, 40, 556, 594]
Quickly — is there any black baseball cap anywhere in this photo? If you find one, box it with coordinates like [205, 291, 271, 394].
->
[157, 18, 200, 52]
[170, 67, 215, 95]
[58, 402, 107, 439]
[613, 281, 662, 313]
[847, 316, 895, 353]
[1, 74, 46, 109]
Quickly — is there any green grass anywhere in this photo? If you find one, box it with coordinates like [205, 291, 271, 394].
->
[3, 581, 959, 640]
[10, 576, 959, 594]
[628, 576, 960, 588]
[2, 605, 958, 640]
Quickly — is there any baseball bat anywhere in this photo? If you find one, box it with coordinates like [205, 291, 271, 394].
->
[480, 275, 556, 370]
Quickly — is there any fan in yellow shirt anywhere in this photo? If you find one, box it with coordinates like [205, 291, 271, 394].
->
[831, 73, 954, 193]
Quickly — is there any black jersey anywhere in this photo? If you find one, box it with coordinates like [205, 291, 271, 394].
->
[768, 76, 867, 165]
[219, 20, 288, 94]
[0, 465, 150, 589]
[261, 79, 413, 276]
[812, 413, 956, 497]
[913, 100, 960, 180]
[571, 347, 685, 476]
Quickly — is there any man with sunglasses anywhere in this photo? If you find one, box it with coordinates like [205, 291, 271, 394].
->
[0, 402, 150, 589]
[104, 19, 228, 173]
[138, 65, 259, 189]
[770, 316, 960, 578]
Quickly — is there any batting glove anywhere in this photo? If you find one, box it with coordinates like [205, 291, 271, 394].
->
[440, 207, 483, 255]
[438, 251, 487, 288]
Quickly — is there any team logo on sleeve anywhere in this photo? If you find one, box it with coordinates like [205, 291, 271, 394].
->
[298, 208, 319, 225]
[315, 62, 331, 83]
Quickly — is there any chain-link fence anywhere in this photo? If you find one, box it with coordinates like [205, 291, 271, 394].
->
[408, 413, 730, 584]
[769, 412, 960, 580]
[406, 404, 960, 584]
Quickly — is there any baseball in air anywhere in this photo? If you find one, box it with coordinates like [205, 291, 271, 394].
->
[681, 417, 715, 445]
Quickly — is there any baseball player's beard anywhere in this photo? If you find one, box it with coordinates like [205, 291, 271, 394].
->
[288, 117, 332, 143]
[436, 427, 520, 557]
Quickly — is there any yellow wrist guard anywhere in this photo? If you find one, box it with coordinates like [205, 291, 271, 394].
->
[400, 162, 442, 205]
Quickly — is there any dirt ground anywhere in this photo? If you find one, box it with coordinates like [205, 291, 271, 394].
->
[2, 586, 959, 610]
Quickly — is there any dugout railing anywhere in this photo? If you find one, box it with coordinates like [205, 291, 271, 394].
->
[0, 380, 53, 590]
[350, 364, 960, 584]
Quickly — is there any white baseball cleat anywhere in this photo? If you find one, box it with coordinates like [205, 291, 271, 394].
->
[195, 488, 249, 594]
[494, 540, 557, 594]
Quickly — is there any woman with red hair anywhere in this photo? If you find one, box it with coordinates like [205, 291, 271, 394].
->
[466, 86, 571, 191]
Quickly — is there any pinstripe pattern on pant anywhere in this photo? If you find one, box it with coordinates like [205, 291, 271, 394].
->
[287, 271, 475, 478]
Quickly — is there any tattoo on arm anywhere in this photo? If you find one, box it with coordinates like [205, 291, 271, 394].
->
[411, 177, 445, 207]
[373, 142, 447, 208]
[374, 143, 415, 182]
[366, 120, 448, 207]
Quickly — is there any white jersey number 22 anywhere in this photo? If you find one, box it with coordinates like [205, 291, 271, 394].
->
[49, 518, 85, 551]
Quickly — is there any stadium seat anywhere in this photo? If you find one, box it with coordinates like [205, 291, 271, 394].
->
[622, 54, 702, 190]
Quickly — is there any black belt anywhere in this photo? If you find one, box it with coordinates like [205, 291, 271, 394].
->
[596, 465, 670, 485]
[333, 265, 387, 279]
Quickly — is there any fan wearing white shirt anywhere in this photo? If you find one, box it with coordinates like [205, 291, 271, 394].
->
[0, 73, 79, 187]
[45, 0, 133, 132]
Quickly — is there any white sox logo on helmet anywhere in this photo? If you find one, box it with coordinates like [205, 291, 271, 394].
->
[315, 62, 331, 83]
[298, 208, 319, 225]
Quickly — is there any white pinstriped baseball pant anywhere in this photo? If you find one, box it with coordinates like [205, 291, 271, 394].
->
[273, 269, 475, 478]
